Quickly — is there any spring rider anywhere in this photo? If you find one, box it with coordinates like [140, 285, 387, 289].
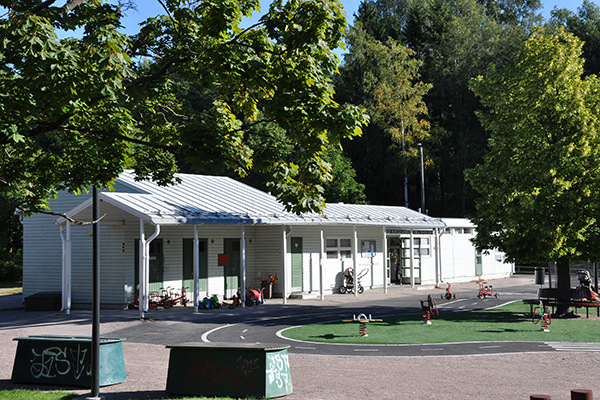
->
[532, 300, 552, 332]
[342, 313, 382, 337]
[421, 294, 439, 324]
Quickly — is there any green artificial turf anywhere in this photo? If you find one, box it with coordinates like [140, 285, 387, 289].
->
[281, 301, 600, 344]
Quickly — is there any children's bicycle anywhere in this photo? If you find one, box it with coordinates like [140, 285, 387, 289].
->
[169, 287, 189, 307]
[477, 282, 499, 299]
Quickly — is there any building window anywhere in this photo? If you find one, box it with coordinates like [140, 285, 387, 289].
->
[326, 238, 352, 260]
[413, 237, 431, 257]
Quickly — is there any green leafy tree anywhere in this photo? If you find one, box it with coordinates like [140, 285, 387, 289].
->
[467, 27, 600, 315]
[0, 0, 368, 216]
[550, 0, 600, 76]
[336, 22, 431, 209]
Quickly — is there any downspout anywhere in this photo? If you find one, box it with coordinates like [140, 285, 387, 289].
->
[382, 226, 388, 294]
[353, 225, 358, 297]
[140, 222, 160, 318]
[194, 226, 199, 312]
[145, 225, 161, 312]
[59, 223, 72, 315]
[320, 228, 325, 300]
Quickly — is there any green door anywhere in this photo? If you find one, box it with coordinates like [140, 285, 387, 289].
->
[134, 239, 164, 293]
[475, 249, 483, 276]
[183, 238, 208, 293]
[291, 237, 303, 290]
[224, 238, 240, 298]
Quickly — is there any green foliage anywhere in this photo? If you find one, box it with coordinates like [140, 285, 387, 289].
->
[336, 20, 431, 208]
[0, 390, 78, 400]
[337, 0, 538, 215]
[467, 27, 600, 265]
[0, 0, 368, 216]
[550, 0, 600, 76]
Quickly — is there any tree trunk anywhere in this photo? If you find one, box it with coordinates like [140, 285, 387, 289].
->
[555, 256, 572, 316]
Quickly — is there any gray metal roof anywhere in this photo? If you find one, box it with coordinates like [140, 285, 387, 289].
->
[58, 171, 445, 229]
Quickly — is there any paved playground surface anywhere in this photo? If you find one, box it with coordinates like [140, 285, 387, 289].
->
[0, 276, 598, 400]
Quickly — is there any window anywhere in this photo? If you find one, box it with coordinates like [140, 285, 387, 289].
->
[413, 237, 431, 257]
[326, 238, 352, 260]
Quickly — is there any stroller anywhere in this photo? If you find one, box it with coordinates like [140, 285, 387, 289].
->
[339, 267, 368, 294]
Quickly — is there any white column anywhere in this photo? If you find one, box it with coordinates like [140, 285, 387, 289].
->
[353, 226, 358, 297]
[320, 228, 325, 300]
[410, 229, 415, 287]
[241, 226, 247, 306]
[144, 224, 161, 313]
[282, 226, 287, 304]
[382, 226, 388, 294]
[194, 226, 199, 312]
[139, 220, 146, 318]
[434, 228, 440, 288]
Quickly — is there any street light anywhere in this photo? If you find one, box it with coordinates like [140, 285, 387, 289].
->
[418, 143, 425, 214]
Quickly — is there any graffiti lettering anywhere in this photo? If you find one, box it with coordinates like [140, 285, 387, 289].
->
[266, 353, 291, 391]
[29, 345, 91, 381]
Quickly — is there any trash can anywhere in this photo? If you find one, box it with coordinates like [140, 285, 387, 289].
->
[24, 292, 61, 311]
[11, 335, 126, 387]
[535, 267, 545, 285]
[166, 342, 292, 398]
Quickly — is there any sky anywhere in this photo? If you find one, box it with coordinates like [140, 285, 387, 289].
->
[105, 0, 581, 59]
[117, 0, 581, 33]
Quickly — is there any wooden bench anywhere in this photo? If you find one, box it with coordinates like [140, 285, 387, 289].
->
[570, 288, 600, 318]
[523, 288, 600, 318]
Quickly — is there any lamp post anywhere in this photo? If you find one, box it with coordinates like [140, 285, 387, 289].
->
[418, 143, 425, 214]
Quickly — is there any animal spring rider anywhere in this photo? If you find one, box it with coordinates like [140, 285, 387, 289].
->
[441, 283, 455, 300]
[342, 313, 382, 337]
[532, 300, 551, 332]
[421, 295, 439, 324]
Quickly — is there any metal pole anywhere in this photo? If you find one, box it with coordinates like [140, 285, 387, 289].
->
[90, 187, 100, 399]
[418, 143, 425, 214]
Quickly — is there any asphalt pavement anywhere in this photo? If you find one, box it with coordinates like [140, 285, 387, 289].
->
[0, 275, 598, 399]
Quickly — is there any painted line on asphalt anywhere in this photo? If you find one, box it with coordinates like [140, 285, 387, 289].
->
[354, 348, 379, 352]
[295, 346, 316, 350]
[479, 345, 501, 349]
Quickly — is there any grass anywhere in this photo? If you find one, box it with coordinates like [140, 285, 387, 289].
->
[281, 301, 600, 344]
[0, 390, 253, 400]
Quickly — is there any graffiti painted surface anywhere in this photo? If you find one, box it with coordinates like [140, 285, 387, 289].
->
[29, 344, 91, 380]
[266, 352, 292, 393]
[11, 338, 126, 387]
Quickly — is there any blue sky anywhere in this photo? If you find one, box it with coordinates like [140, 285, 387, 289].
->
[118, 0, 581, 32]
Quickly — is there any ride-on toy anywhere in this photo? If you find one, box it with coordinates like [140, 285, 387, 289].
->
[339, 267, 368, 294]
[477, 282, 499, 298]
[441, 283, 455, 300]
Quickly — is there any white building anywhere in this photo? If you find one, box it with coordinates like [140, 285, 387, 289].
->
[21, 171, 513, 313]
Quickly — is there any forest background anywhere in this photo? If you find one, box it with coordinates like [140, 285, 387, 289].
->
[0, 0, 594, 282]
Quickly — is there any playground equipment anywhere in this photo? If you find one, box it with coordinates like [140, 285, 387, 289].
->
[532, 300, 552, 332]
[477, 282, 499, 299]
[420, 295, 439, 324]
[342, 313, 382, 337]
[339, 267, 368, 294]
[441, 283, 455, 300]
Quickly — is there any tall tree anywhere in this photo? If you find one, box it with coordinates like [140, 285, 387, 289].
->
[467, 27, 600, 315]
[338, 0, 538, 216]
[550, 0, 600, 76]
[0, 0, 367, 216]
[336, 22, 431, 209]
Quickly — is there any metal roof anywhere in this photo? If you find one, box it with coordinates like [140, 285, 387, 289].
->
[58, 171, 445, 229]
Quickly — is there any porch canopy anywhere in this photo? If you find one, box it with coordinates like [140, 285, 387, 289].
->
[56, 171, 445, 315]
